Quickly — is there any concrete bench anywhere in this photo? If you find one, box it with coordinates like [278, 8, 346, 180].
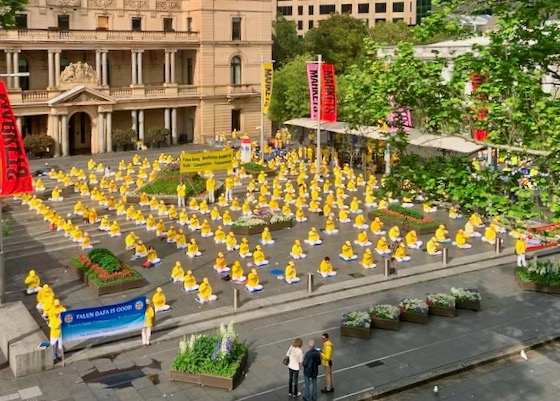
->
[0, 301, 53, 377]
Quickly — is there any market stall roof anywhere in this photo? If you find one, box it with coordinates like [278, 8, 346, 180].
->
[408, 132, 484, 154]
[284, 118, 386, 140]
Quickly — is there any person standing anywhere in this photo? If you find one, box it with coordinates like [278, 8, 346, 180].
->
[224, 175, 234, 201]
[176, 181, 186, 208]
[320, 332, 334, 393]
[287, 338, 304, 398]
[142, 299, 155, 346]
[302, 339, 321, 401]
[206, 175, 216, 203]
[516, 235, 527, 267]
[49, 313, 63, 360]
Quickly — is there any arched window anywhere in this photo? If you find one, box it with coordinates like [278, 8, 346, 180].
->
[230, 56, 241, 85]
[18, 58, 29, 90]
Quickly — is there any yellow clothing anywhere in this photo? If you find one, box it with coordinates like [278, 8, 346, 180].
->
[321, 340, 333, 366]
[405, 231, 417, 246]
[285, 264, 297, 280]
[176, 184, 186, 197]
[171, 264, 184, 279]
[49, 315, 62, 339]
[427, 239, 439, 254]
[253, 249, 265, 263]
[516, 238, 526, 254]
[247, 271, 260, 287]
[376, 238, 389, 252]
[484, 227, 496, 241]
[291, 243, 303, 256]
[24, 272, 40, 289]
[435, 227, 448, 241]
[395, 247, 407, 258]
[341, 244, 353, 258]
[370, 220, 383, 233]
[145, 305, 155, 327]
[152, 292, 167, 308]
[198, 281, 212, 298]
[455, 231, 468, 246]
[319, 260, 333, 274]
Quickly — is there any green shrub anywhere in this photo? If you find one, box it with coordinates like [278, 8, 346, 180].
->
[141, 170, 205, 196]
[388, 204, 424, 220]
[88, 248, 121, 273]
[243, 162, 267, 172]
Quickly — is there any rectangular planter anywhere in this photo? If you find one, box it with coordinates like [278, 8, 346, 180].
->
[170, 350, 248, 390]
[399, 310, 429, 324]
[368, 211, 441, 236]
[429, 305, 457, 318]
[371, 317, 400, 331]
[455, 299, 481, 311]
[340, 324, 371, 339]
[515, 274, 560, 294]
[231, 220, 294, 235]
[88, 277, 146, 296]
[71, 263, 85, 283]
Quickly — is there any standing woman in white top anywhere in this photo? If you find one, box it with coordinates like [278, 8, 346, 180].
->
[287, 337, 304, 398]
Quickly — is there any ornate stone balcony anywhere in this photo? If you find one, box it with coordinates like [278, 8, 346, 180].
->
[227, 84, 258, 98]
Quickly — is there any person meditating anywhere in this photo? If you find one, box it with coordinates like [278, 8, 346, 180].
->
[353, 214, 368, 230]
[165, 225, 178, 243]
[81, 233, 93, 250]
[290, 240, 306, 260]
[340, 240, 358, 261]
[253, 245, 269, 267]
[245, 268, 263, 292]
[435, 224, 451, 242]
[394, 242, 411, 262]
[370, 217, 386, 235]
[170, 261, 185, 283]
[295, 207, 307, 222]
[448, 206, 462, 219]
[152, 287, 170, 313]
[239, 238, 252, 258]
[388, 225, 402, 242]
[226, 232, 240, 251]
[338, 208, 351, 224]
[214, 252, 230, 273]
[230, 261, 247, 283]
[186, 238, 202, 257]
[481, 225, 497, 245]
[24, 270, 41, 294]
[318, 257, 337, 278]
[324, 216, 339, 235]
[305, 227, 323, 246]
[354, 230, 372, 247]
[375, 237, 391, 256]
[464, 219, 482, 238]
[423, 203, 437, 213]
[146, 246, 161, 265]
[261, 227, 275, 245]
[109, 221, 121, 237]
[361, 248, 377, 269]
[125, 231, 138, 250]
[176, 229, 187, 250]
[405, 230, 423, 249]
[183, 270, 199, 292]
[196, 277, 217, 303]
[214, 225, 226, 244]
[284, 261, 300, 284]
[200, 219, 214, 238]
[349, 197, 363, 214]
[453, 229, 472, 249]
[469, 213, 485, 228]
[426, 237, 442, 255]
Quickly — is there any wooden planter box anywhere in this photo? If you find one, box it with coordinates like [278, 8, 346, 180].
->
[455, 299, 481, 311]
[70, 263, 85, 283]
[371, 317, 400, 331]
[231, 220, 294, 235]
[368, 211, 441, 236]
[71, 261, 145, 296]
[428, 305, 457, 318]
[515, 274, 560, 294]
[340, 324, 371, 339]
[399, 310, 429, 324]
[170, 350, 248, 390]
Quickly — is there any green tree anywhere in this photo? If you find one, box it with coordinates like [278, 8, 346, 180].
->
[369, 21, 414, 46]
[304, 13, 369, 73]
[272, 15, 304, 68]
[0, 0, 28, 28]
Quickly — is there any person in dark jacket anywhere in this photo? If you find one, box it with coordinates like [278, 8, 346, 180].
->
[302, 339, 321, 401]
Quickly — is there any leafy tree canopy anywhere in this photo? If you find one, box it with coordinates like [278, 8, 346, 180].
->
[0, 0, 28, 28]
[272, 15, 304, 68]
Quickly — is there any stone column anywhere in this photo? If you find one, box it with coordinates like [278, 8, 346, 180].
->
[48, 50, 55, 89]
[138, 110, 145, 142]
[101, 51, 108, 86]
[54, 51, 61, 87]
[95, 50, 102, 86]
[106, 112, 113, 152]
[131, 50, 137, 85]
[16, 117, 22, 135]
[170, 50, 176, 84]
[61, 114, 69, 157]
[5, 50, 12, 88]
[12, 50, 20, 89]
[52, 115, 60, 157]
[164, 108, 170, 132]
[137, 50, 143, 85]
[164, 50, 170, 84]
[98, 112, 105, 153]
[171, 107, 177, 145]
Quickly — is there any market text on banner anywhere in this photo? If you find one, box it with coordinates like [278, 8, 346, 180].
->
[306, 63, 319, 120]
[320, 64, 337, 123]
[61, 297, 147, 343]
[0, 81, 33, 196]
[180, 149, 233, 173]
[261, 62, 274, 114]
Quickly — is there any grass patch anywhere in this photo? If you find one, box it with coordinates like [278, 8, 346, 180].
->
[140, 168, 206, 196]
[243, 162, 268, 172]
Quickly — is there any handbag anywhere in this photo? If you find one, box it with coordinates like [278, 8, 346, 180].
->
[283, 346, 291, 365]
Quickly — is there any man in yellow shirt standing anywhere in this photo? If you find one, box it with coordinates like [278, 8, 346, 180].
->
[206, 175, 216, 204]
[49, 313, 63, 359]
[142, 299, 155, 346]
[224, 175, 234, 201]
[320, 332, 334, 393]
[176, 181, 187, 208]
[516, 236, 527, 267]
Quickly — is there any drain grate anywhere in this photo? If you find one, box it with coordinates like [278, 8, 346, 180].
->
[349, 272, 364, 279]
[366, 360, 385, 369]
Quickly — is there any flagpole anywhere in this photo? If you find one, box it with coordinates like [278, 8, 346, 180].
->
[260, 55, 265, 162]
[316, 54, 323, 172]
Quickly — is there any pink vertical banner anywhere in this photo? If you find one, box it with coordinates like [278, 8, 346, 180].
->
[388, 96, 412, 132]
[306, 63, 319, 120]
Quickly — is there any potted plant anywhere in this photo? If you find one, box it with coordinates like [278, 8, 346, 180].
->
[340, 311, 371, 339]
[112, 128, 136, 151]
[146, 126, 170, 148]
[170, 323, 248, 390]
[23, 133, 55, 157]
[426, 293, 457, 318]
[231, 210, 293, 235]
[515, 259, 560, 294]
[368, 304, 400, 331]
[450, 287, 481, 311]
[398, 298, 429, 324]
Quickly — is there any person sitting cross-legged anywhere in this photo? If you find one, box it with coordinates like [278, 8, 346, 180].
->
[196, 277, 217, 303]
[245, 268, 263, 292]
[339, 240, 358, 261]
[152, 287, 170, 313]
[284, 261, 301, 284]
[318, 256, 337, 278]
[394, 242, 411, 262]
[453, 229, 472, 249]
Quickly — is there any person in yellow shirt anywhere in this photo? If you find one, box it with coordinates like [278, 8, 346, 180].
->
[305, 227, 323, 246]
[353, 214, 368, 230]
[426, 237, 442, 256]
[253, 245, 269, 267]
[186, 238, 202, 257]
[183, 270, 199, 292]
[214, 251, 230, 273]
[469, 213, 484, 228]
[516, 236, 527, 267]
[405, 230, 423, 249]
[388, 225, 401, 242]
[370, 217, 386, 235]
[152, 287, 170, 313]
[49, 313, 63, 359]
[171, 261, 185, 283]
[260, 227, 275, 245]
[224, 176, 234, 201]
[284, 261, 300, 284]
[245, 268, 263, 292]
[318, 257, 337, 278]
[125, 231, 138, 250]
[338, 208, 351, 224]
[206, 175, 216, 203]
[354, 230, 372, 247]
[394, 242, 411, 262]
[453, 229, 472, 249]
[176, 181, 187, 208]
[361, 248, 376, 269]
[230, 260, 246, 283]
[142, 299, 155, 346]
[24, 270, 41, 294]
[239, 237, 252, 258]
[290, 240, 306, 260]
[481, 226, 497, 245]
[200, 219, 214, 238]
[324, 216, 339, 235]
[222, 210, 233, 226]
[146, 246, 161, 266]
[340, 240, 357, 261]
[36, 284, 54, 313]
[196, 277, 218, 303]
[435, 224, 450, 242]
[375, 236, 391, 256]
[226, 232, 239, 251]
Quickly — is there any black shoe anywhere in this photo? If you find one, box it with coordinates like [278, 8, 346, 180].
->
[321, 388, 328, 393]
[327, 388, 334, 393]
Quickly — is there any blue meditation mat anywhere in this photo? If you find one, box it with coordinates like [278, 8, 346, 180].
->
[270, 269, 284, 276]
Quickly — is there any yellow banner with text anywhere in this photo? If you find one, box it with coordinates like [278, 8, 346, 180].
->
[180, 149, 233, 173]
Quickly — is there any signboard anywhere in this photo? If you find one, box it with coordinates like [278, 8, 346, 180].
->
[261, 62, 273, 114]
[61, 297, 146, 342]
[180, 149, 233, 173]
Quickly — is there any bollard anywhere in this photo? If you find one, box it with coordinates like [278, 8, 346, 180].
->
[442, 247, 448, 266]
[495, 237, 502, 254]
[384, 258, 391, 277]
[307, 272, 314, 293]
[233, 288, 240, 311]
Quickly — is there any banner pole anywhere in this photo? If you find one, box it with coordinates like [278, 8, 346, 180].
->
[260, 55, 265, 162]
[316, 54, 322, 172]
[0, 203, 4, 304]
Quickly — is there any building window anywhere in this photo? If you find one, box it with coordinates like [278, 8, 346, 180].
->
[186, 17, 193, 32]
[232, 17, 242, 40]
[163, 17, 173, 31]
[186, 58, 194, 85]
[297, 20, 303, 30]
[57, 15, 69, 30]
[97, 16, 108, 30]
[18, 58, 29, 91]
[131, 17, 142, 31]
[308, 20, 314, 29]
[375, 3, 387, 13]
[278, 6, 293, 16]
[231, 109, 241, 132]
[393, 2, 405, 12]
[319, 5, 335, 15]
[393, 17, 404, 22]
[341, 4, 352, 13]
[230, 56, 241, 85]
[15, 14, 27, 29]
[308, 5, 314, 14]
[375, 18, 386, 23]
[298, 5, 303, 15]
[358, 3, 370, 13]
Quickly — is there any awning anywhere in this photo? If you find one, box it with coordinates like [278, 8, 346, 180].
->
[284, 118, 386, 140]
[408, 133, 484, 154]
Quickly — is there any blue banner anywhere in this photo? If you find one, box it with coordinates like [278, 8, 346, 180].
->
[61, 297, 147, 342]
